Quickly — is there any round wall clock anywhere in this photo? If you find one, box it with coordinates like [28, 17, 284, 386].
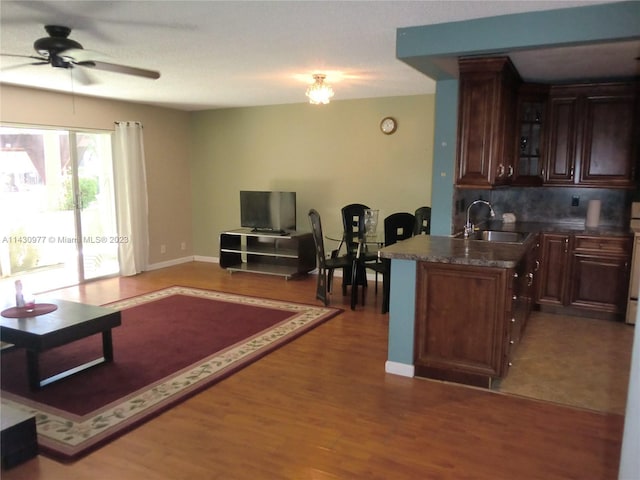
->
[380, 116, 397, 135]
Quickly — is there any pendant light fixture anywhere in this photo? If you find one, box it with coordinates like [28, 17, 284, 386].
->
[305, 73, 334, 105]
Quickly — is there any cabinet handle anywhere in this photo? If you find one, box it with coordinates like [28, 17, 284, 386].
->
[570, 166, 574, 177]
[511, 317, 516, 323]
[510, 340, 515, 345]
[507, 165, 514, 177]
[564, 237, 569, 253]
[527, 273, 534, 287]
[513, 272, 519, 279]
[497, 164, 505, 177]
[508, 362, 513, 367]
[512, 295, 517, 301]
[534, 260, 540, 272]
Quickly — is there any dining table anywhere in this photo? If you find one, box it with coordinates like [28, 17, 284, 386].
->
[326, 232, 385, 309]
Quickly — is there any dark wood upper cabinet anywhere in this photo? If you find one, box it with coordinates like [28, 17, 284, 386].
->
[512, 84, 548, 186]
[455, 54, 638, 190]
[456, 57, 520, 188]
[544, 94, 579, 185]
[544, 83, 638, 188]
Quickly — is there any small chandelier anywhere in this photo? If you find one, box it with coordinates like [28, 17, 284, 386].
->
[305, 74, 334, 105]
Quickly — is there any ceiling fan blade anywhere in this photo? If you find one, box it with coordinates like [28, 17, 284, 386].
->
[59, 48, 106, 63]
[71, 65, 97, 86]
[1, 53, 47, 62]
[80, 60, 160, 79]
[0, 54, 49, 72]
[0, 61, 48, 73]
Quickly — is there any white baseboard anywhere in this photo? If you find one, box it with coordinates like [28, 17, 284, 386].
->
[193, 255, 218, 263]
[385, 361, 415, 377]
[147, 256, 195, 271]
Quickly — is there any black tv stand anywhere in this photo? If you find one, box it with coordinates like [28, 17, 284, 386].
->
[219, 229, 316, 279]
[250, 228, 287, 236]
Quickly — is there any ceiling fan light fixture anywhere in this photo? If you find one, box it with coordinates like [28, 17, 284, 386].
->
[34, 25, 82, 58]
[306, 73, 334, 104]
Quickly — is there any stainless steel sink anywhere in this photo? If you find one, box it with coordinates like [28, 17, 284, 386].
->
[471, 230, 529, 243]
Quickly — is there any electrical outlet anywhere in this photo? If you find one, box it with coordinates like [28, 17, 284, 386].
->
[181, 242, 186, 251]
[572, 195, 580, 207]
[160, 244, 166, 254]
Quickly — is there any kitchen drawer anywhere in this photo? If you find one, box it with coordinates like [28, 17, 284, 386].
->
[573, 235, 631, 254]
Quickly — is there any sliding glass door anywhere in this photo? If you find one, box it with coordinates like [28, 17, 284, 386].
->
[0, 126, 119, 294]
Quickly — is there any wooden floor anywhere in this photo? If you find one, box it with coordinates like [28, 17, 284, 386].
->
[2, 262, 624, 479]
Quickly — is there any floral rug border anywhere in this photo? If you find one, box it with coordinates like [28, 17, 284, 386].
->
[0, 287, 339, 460]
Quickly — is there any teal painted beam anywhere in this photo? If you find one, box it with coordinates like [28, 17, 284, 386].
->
[387, 259, 416, 367]
[430, 79, 458, 236]
[397, 1, 640, 80]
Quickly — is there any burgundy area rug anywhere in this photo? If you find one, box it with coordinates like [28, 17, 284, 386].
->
[0, 286, 340, 461]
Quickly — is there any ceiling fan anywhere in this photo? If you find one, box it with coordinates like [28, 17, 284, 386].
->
[1, 25, 161, 84]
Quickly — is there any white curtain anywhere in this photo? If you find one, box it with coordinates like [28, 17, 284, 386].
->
[113, 121, 149, 276]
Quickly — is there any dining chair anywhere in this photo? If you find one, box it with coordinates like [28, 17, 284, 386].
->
[341, 203, 370, 255]
[363, 213, 416, 313]
[308, 209, 353, 306]
[341, 203, 379, 307]
[376, 212, 416, 313]
[414, 206, 432, 235]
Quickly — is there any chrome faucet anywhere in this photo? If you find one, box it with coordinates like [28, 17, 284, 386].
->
[464, 200, 496, 238]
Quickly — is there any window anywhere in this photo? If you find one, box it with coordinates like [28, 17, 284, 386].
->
[1, 125, 119, 293]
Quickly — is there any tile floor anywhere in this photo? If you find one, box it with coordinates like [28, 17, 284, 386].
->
[495, 311, 634, 415]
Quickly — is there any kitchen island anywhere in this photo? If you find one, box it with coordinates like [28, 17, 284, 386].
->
[379, 223, 631, 387]
[379, 234, 537, 387]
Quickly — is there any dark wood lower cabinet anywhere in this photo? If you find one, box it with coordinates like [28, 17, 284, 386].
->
[412, 231, 630, 389]
[536, 233, 632, 318]
[569, 236, 632, 314]
[536, 233, 571, 306]
[414, 262, 519, 387]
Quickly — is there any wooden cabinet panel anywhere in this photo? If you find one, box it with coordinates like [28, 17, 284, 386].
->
[544, 96, 579, 184]
[536, 233, 571, 306]
[574, 235, 630, 253]
[569, 253, 630, 313]
[536, 233, 632, 317]
[544, 83, 637, 188]
[457, 73, 498, 185]
[580, 89, 637, 186]
[569, 234, 632, 314]
[456, 57, 520, 188]
[414, 262, 511, 386]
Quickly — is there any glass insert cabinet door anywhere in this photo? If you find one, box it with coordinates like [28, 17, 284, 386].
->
[0, 126, 119, 293]
[517, 100, 544, 177]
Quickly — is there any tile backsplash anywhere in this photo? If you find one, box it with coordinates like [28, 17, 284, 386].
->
[453, 187, 633, 233]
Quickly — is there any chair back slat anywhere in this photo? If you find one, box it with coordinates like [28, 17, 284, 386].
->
[384, 212, 415, 246]
[341, 203, 369, 254]
[414, 206, 432, 235]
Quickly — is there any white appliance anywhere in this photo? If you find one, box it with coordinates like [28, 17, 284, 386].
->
[626, 202, 640, 324]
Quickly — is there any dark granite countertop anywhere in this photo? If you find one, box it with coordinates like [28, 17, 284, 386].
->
[482, 220, 633, 237]
[379, 235, 530, 268]
[378, 221, 631, 268]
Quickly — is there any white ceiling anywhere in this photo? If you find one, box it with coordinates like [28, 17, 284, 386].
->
[0, 0, 636, 111]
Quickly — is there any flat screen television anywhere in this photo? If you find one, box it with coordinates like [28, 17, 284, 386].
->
[240, 191, 296, 233]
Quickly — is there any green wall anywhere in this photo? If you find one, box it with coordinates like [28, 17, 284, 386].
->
[190, 95, 435, 257]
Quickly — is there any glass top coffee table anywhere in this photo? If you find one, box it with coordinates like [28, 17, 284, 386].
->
[0, 299, 121, 390]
